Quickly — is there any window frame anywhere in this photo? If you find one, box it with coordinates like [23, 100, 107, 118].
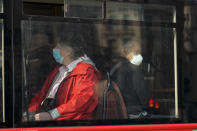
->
[5, 0, 185, 128]
[0, 0, 16, 128]
[0, 0, 5, 125]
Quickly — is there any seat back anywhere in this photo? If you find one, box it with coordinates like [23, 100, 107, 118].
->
[93, 74, 128, 119]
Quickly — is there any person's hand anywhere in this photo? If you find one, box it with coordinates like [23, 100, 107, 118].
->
[34, 112, 53, 121]
[22, 111, 35, 121]
[22, 116, 27, 122]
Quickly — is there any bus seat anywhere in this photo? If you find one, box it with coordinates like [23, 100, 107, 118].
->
[93, 76, 128, 119]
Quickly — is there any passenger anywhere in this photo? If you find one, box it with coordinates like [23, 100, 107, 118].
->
[110, 39, 150, 119]
[24, 33, 100, 121]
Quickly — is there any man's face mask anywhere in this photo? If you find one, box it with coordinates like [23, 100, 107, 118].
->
[130, 54, 143, 66]
[53, 49, 64, 64]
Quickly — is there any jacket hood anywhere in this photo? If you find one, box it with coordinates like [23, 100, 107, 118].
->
[69, 56, 98, 76]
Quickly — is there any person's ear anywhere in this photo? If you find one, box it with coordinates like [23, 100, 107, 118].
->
[122, 48, 128, 56]
[64, 47, 73, 57]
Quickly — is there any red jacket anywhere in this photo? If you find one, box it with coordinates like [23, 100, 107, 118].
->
[28, 62, 100, 120]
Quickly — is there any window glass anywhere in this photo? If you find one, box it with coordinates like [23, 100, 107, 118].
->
[106, 2, 176, 23]
[23, 0, 102, 18]
[21, 20, 178, 121]
[23, 0, 175, 23]
[183, 4, 197, 122]
[0, 20, 4, 122]
[23, 0, 64, 16]
[65, 0, 102, 18]
[0, 0, 2, 13]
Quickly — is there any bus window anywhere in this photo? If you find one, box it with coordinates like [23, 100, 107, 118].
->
[0, 20, 4, 122]
[23, 0, 102, 18]
[183, 4, 197, 122]
[23, 0, 64, 16]
[106, 1, 175, 23]
[21, 21, 102, 121]
[65, 0, 102, 18]
[0, 0, 2, 13]
[21, 18, 178, 121]
[98, 24, 177, 119]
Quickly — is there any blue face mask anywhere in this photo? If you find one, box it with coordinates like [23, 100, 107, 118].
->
[53, 49, 64, 64]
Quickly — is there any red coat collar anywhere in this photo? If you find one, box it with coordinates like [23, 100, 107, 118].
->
[53, 62, 97, 78]
[68, 62, 97, 76]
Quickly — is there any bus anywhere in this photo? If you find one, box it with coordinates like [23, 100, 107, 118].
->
[0, 0, 197, 130]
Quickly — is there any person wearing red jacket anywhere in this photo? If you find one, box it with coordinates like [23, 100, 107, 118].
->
[24, 33, 100, 121]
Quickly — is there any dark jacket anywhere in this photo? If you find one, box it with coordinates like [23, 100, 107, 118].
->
[111, 57, 150, 115]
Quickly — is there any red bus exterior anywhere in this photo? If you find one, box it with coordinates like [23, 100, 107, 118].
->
[1, 124, 197, 131]
[1, 0, 197, 131]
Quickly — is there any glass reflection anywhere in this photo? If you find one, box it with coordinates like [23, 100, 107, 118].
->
[106, 2, 175, 23]
[0, 0, 2, 13]
[65, 0, 102, 18]
[0, 20, 3, 122]
[23, 0, 64, 16]
[183, 4, 197, 122]
[21, 20, 177, 121]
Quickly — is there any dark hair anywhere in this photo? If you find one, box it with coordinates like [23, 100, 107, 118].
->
[55, 32, 86, 59]
[122, 39, 141, 52]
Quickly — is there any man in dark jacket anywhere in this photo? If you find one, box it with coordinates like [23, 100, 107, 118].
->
[111, 39, 150, 119]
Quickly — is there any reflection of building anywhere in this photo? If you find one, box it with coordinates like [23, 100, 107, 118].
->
[106, 2, 144, 21]
[23, 0, 64, 16]
[0, 0, 2, 13]
[65, 0, 102, 18]
[183, 5, 197, 101]
[19, 0, 179, 117]
[0, 12, 2, 121]
[96, 3, 176, 115]
[97, 24, 141, 51]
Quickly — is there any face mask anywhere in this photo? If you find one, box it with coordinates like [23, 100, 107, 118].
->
[53, 49, 64, 64]
[130, 54, 143, 66]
